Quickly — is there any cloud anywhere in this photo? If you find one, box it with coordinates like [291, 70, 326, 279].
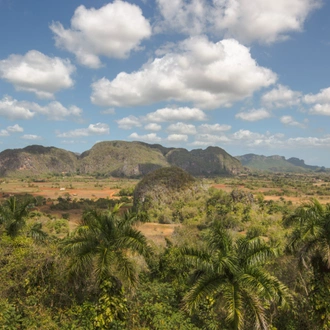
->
[7, 124, 23, 133]
[198, 123, 231, 133]
[50, 1, 151, 68]
[280, 115, 305, 127]
[155, 0, 207, 36]
[309, 104, 330, 116]
[167, 134, 188, 142]
[155, 0, 321, 44]
[167, 122, 196, 135]
[0, 124, 23, 137]
[129, 132, 162, 143]
[91, 36, 276, 109]
[0, 96, 82, 121]
[57, 123, 110, 138]
[262, 84, 302, 108]
[145, 107, 207, 122]
[0, 50, 75, 98]
[192, 128, 330, 151]
[144, 123, 162, 131]
[286, 136, 330, 147]
[0, 129, 9, 137]
[304, 87, 330, 104]
[117, 115, 142, 129]
[36, 102, 82, 120]
[101, 108, 115, 115]
[231, 129, 285, 147]
[230, 130, 330, 149]
[0, 96, 35, 120]
[304, 87, 330, 116]
[235, 108, 271, 121]
[116, 107, 205, 131]
[22, 134, 42, 140]
[190, 133, 230, 146]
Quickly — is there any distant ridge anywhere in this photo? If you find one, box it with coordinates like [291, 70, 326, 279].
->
[236, 153, 327, 173]
[0, 141, 242, 177]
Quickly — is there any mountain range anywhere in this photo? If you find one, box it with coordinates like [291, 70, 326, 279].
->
[236, 154, 327, 173]
[0, 141, 242, 177]
[0, 142, 327, 178]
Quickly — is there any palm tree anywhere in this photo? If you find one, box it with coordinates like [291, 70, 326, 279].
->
[182, 222, 291, 330]
[286, 198, 330, 271]
[0, 196, 32, 237]
[285, 199, 330, 326]
[61, 204, 149, 289]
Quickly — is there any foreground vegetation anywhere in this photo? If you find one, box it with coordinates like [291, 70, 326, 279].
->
[1, 172, 330, 329]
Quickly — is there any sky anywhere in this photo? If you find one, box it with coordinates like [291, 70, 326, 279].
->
[0, 0, 330, 167]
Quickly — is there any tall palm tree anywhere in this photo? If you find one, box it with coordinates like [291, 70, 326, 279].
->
[0, 196, 32, 237]
[286, 199, 330, 326]
[61, 204, 149, 289]
[286, 198, 330, 270]
[182, 222, 291, 330]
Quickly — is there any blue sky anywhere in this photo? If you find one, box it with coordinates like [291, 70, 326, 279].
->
[1, 0, 330, 167]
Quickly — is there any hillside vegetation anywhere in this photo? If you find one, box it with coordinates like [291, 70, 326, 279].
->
[0, 141, 243, 178]
[0, 145, 78, 177]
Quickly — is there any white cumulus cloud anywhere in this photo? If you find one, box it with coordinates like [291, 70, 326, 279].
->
[167, 122, 196, 135]
[0, 130, 9, 137]
[117, 116, 142, 129]
[145, 107, 207, 122]
[57, 123, 110, 138]
[0, 50, 75, 98]
[50, 1, 151, 68]
[280, 115, 305, 127]
[36, 102, 82, 121]
[0, 96, 82, 121]
[155, 0, 321, 44]
[167, 134, 188, 142]
[262, 84, 302, 108]
[7, 124, 23, 133]
[191, 133, 230, 146]
[144, 123, 162, 131]
[198, 123, 231, 133]
[304, 87, 330, 116]
[22, 134, 42, 140]
[304, 87, 330, 104]
[0, 96, 35, 120]
[91, 36, 276, 109]
[235, 108, 271, 121]
[309, 104, 330, 116]
[129, 132, 161, 143]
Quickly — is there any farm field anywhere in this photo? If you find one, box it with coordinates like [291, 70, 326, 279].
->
[1, 172, 330, 242]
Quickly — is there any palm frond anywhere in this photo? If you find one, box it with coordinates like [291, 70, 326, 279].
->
[116, 226, 149, 256]
[222, 282, 244, 330]
[237, 237, 279, 267]
[114, 252, 138, 288]
[183, 273, 224, 313]
[27, 222, 48, 242]
[241, 288, 268, 330]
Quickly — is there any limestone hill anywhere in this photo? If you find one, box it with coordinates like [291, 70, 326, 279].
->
[0, 141, 243, 178]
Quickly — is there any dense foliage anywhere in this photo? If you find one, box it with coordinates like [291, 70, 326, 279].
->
[1, 176, 330, 329]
